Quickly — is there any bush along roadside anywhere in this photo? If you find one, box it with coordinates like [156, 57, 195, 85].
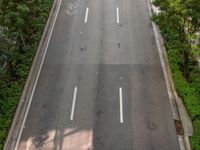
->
[0, 1, 53, 149]
[152, 0, 200, 149]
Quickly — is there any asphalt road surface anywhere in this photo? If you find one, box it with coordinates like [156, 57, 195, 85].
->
[16, 0, 180, 149]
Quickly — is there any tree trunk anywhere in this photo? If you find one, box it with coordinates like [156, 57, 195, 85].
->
[7, 60, 17, 79]
[183, 50, 189, 80]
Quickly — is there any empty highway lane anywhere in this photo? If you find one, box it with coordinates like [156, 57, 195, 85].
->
[15, 0, 180, 149]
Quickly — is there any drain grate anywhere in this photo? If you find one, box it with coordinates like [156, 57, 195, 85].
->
[174, 119, 184, 135]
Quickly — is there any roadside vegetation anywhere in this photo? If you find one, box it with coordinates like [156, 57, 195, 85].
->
[0, 1, 52, 149]
[152, 0, 200, 149]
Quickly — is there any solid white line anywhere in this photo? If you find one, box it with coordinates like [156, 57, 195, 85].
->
[116, 7, 120, 24]
[84, 7, 89, 23]
[70, 87, 78, 121]
[119, 87, 124, 123]
[14, 0, 63, 150]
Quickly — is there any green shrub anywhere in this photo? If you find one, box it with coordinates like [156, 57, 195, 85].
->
[191, 121, 200, 150]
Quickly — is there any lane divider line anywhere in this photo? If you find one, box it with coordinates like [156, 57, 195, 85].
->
[116, 7, 120, 24]
[70, 86, 78, 121]
[119, 87, 124, 123]
[14, 0, 63, 150]
[84, 7, 89, 23]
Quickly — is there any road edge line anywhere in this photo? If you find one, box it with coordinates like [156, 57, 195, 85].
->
[3, 0, 62, 149]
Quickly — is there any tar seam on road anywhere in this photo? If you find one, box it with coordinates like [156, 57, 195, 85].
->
[116, 7, 120, 24]
[84, 7, 89, 23]
[119, 87, 124, 123]
[70, 86, 78, 121]
[13, 0, 63, 150]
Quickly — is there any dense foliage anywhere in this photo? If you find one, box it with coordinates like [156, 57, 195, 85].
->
[153, 0, 200, 149]
[0, 0, 52, 149]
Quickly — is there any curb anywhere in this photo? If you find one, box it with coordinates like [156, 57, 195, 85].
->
[3, 0, 60, 149]
[146, 0, 193, 150]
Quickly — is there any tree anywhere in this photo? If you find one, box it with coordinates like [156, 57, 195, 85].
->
[0, 30, 18, 79]
[153, 0, 200, 79]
